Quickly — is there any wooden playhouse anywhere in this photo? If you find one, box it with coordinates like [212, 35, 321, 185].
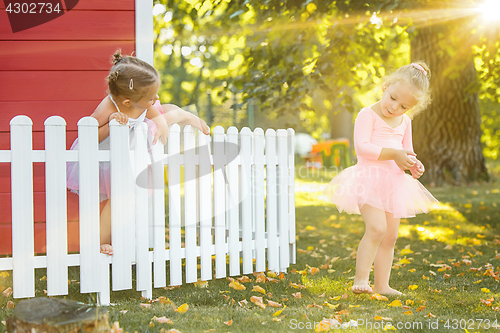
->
[0, 0, 154, 254]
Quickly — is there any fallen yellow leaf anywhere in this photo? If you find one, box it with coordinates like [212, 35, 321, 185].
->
[482, 288, 491, 293]
[2, 287, 13, 298]
[408, 285, 418, 291]
[194, 279, 208, 288]
[400, 248, 414, 255]
[416, 305, 426, 312]
[252, 285, 266, 294]
[388, 300, 402, 307]
[229, 280, 246, 291]
[273, 305, 286, 316]
[310, 267, 320, 275]
[374, 315, 392, 321]
[251, 295, 263, 304]
[396, 257, 411, 265]
[256, 275, 267, 284]
[237, 276, 251, 283]
[267, 300, 282, 307]
[224, 319, 233, 326]
[175, 303, 189, 314]
[370, 293, 389, 301]
[402, 310, 413, 315]
[323, 302, 340, 309]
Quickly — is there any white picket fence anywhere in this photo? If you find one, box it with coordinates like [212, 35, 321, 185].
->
[0, 115, 296, 305]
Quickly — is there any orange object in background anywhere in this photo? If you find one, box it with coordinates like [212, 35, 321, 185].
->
[311, 138, 350, 155]
[304, 138, 350, 168]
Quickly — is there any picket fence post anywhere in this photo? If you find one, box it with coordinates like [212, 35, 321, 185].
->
[151, 132, 166, 288]
[44, 116, 68, 296]
[184, 125, 198, 284]
[253, 128, 266, 273]
[168, 124, 182, 286]
[198, 131, 213, 281]
[213, 126, 226, 279]
[227, 126, 240, 277]
[288, 128, 296, 264]
[10, 116, 35, 299]
[240, 127, 253, 274]
[77, 116, 101, 293]
[265, 129, 278, 272]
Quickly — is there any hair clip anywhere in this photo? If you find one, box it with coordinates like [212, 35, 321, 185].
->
[411, 63, 427, 76]
[129, 79, 134, 90]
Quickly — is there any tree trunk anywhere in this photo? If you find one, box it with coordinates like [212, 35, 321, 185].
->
[410, 24, 488, 186]
[7, 298, 109, 333]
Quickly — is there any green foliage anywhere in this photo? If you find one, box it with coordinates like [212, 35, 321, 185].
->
[481, 99, 500, 160]
[152, 0, 500, 161]
[153, 0, 250, 127]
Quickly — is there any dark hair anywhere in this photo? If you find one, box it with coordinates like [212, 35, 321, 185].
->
[107, 50, 159, 101]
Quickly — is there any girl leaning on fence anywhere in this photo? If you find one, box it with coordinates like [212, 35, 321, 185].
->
[67, 50, 210, 255]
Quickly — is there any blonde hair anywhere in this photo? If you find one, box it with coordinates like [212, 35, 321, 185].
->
[383, 61, 432, 115]
[107, 50, 159, 102]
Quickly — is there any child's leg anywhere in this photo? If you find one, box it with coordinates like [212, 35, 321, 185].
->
[373, 212, 401, 295]
[352, 205, 388, 293]
[100, 199, 113, 255]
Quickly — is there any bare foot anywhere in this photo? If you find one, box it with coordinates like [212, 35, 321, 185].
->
[351, 282, 373, 294]
[100, 244, 113, 255]
[373, 287, 402, 296]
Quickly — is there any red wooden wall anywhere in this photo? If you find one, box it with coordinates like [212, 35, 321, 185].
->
[0, 0, 136, 254]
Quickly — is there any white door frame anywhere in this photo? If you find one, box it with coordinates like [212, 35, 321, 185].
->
[135, 0, 154, 66]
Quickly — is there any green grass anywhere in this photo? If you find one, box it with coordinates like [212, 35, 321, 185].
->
[1, 160, 500, 332]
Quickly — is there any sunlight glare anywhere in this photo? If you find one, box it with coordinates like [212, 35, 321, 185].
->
[479, 0, 500, 22]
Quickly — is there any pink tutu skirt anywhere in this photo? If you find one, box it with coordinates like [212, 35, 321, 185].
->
[323, 164, 438, 218]
[66, 117, 158, 203]
[66, 139, 112, 202]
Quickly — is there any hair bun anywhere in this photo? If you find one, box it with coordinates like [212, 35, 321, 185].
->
[112, 50, 124, 65]
[412, 61, 431, 79]
[107, 70, 119, 83]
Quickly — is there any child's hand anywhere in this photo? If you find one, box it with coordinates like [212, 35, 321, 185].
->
[393, 149, 416, 170]
[153, 121, 168, 145]
[109, 112, 128, 125]
[195, 118, 210, 135]
[410, 159, 425, 179]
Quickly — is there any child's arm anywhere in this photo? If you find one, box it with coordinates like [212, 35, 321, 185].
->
[161, 104, 210, 135]
[90, 97, 128, 142]
[146, 105, 169, 145]
[354, 109, 382, 160]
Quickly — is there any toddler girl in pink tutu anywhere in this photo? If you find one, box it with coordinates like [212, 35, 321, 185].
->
[323, 62, 438, 295]
[67, 50, 209, 255]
